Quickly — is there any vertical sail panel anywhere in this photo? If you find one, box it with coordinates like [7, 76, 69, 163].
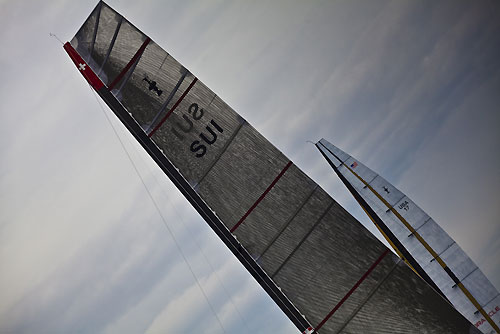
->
[259, 187, 331, 274]
[69, 3, 481, 333]
[318, 139, 499, 334]
[267, 203, 394, 333]
[392, 195, 430, 230]
[153, 92, 245, 186]
[341, 157, 378, 186]
[71, 4, 143, 87]
[70, 4, 101, 65]
[341, 262, 476, 333]
[111, 41, 190, 127]
[225, 164, 318, 257]
[195, 123, 289, 228]
[88, 4, 117, 70]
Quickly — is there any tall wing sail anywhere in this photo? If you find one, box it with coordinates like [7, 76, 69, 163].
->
[64, 2, 481, 333]
[317, 138, 500, 334]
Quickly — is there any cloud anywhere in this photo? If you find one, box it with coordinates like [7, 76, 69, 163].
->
[1, 1, 499, 332]
[396, 67, 500, 288]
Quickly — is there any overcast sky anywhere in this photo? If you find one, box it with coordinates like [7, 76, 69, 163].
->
[1, 0, 499, 333]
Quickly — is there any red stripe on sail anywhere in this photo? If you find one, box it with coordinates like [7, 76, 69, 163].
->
[64, 43, 104, 90]
[312, 249, 390, 333]
[148, 78, 198, 137]
[108, 37, 151, 90]
[230, 161, 293, 233]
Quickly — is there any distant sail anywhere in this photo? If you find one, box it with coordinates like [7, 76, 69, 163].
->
[316, 138, 500, 334]
[64, 2, 481, 332]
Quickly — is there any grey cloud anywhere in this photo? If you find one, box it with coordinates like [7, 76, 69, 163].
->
[1, 1, 499, 333]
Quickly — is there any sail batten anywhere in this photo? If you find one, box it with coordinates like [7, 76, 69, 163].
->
[313, 249, 390, 334]
[258, 185, 318, 262]
[65, 2, 485, 333]
[108, 36, 150, 90]
[146, 69, 188, 133]
[88, 2, 101, 61]
[97, 16, 121, 75]
[231, 161, 293, 233]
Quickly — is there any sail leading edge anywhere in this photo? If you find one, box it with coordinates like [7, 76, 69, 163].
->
[65, 2, 483, 333]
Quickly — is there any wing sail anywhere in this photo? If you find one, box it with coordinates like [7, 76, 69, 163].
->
[65, 2, 481, 333]
[317, 138, 499, 334]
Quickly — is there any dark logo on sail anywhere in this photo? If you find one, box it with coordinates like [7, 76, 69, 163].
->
[398, 200, 409, 211]
[171, 102, 223, 158]
[143, 76, 163, 96]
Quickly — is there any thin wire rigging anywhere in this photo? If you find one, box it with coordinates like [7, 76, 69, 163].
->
[49, 33, 64, 45]
[129, 140, 252, 332]
[87, 84, 227, 334]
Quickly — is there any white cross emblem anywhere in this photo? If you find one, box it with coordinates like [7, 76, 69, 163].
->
[303, 327, 314, 334]
[79, 63, 86, 71]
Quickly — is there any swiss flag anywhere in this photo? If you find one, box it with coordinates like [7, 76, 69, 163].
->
[63, 42, 104, 90]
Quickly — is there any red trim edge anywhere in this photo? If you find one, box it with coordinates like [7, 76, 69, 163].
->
[63, 42, 104, 90]
[312, 249, 390, 333]
[148, 77, 198, 137]
[230, 161, 293, 233]
[108, 37, 151, 90]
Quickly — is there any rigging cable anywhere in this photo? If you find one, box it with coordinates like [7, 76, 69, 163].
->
[49, 33, 64, 45]
[87, 84, 227, 333]
[129, 139, 252, 333]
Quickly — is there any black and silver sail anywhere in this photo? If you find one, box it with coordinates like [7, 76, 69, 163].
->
[316, 138, 500, 334]
[64, 2, 482, 333]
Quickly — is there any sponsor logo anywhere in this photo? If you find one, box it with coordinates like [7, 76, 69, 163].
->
[475, 305, 499, 328]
